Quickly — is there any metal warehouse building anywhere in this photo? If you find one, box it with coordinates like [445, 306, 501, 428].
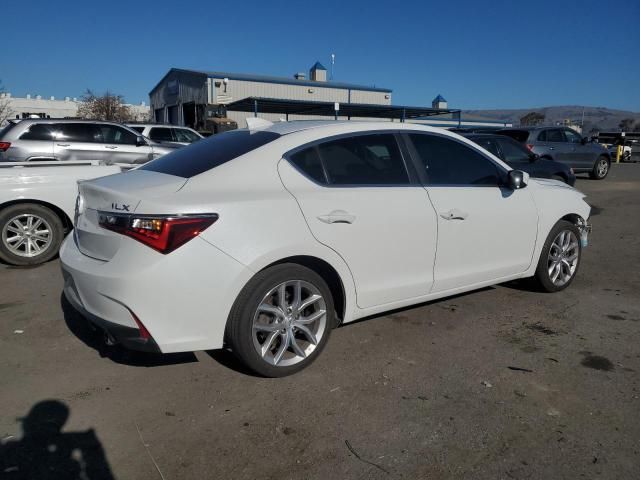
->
[149, 62, 392, 129]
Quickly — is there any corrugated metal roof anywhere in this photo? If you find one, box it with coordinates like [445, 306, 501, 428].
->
[150, 68, 392, 94]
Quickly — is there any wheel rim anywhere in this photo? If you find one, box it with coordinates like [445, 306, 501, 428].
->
[252, 280, 327, 367]
[2, 214, 53, 258]
[547, 230, 579, 287]
[597, 158, 608, 177]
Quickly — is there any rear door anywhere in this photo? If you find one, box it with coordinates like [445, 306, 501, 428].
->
[544, 129, 572, 164]
[407, 132, 538, 292]
[98, 124, 153, 164]
[278, 132, 438, 309]
[562, 128, 591, 169]
[53, 123, 108, 162]
[13, 123, 55, 161]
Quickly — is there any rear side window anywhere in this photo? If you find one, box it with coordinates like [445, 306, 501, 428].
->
[498, 129, 530, 143]
[316, 134, 409, 185]
[149, 127, 174, 142]
[289, 147, 326, 184]
[409, 133, 503, 186]
[140, 130, 281, 178]
[55, 123, 100, 142]
[0, 122, 18, 139]
[537, 130, 547, 141]
[19, 123, 55, 141]
[130, 126, 144, 134]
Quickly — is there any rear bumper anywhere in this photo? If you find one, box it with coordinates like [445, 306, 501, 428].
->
[59, 232, 253, 353]
[63, 277, 160, 352]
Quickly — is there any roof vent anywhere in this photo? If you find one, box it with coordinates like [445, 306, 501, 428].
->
[294, 72, 306, 80]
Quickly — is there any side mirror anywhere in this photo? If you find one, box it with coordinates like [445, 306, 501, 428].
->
[136, 136, 147, 147]
[507, 170, 528, 190]
[581, 137, 589, 145]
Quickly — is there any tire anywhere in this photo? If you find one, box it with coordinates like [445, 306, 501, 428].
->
[532, 220, 582, 293]
[589, 155, 610, 180]
[0, 203, 65, 266]
[226, 263, 335, 377]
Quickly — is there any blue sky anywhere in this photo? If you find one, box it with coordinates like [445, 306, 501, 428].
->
[3, 0, 639, 111]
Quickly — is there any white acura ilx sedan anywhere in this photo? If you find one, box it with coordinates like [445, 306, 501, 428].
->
[60, 120, 591, 376]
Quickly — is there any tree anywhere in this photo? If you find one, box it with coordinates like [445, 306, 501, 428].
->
[0, 80, 12, 126]
[618, 118, 636, 132]
[520, 112, 545, 126]
[76, 89, 134, 122]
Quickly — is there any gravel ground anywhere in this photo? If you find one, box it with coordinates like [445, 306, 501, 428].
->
[1, 165, 639, 480]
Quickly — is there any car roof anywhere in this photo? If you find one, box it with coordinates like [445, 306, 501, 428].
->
[11, 118, 128, 126]
[256, 120, 451, 137]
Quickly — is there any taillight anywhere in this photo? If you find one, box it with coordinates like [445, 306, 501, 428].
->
[0, 142, 11, 152]
[526, 144, 534, 151]
[99, 213, 218, 254]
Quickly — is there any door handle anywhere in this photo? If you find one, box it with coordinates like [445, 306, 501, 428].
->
[105, 146, 118, 150]
[56, 143, 70, 147]
[548, 146, 555, 150]
[317, 210, 356, 224]
[440, 209, 468, 221]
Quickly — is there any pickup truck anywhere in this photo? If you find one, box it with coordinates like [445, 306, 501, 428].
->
[0, 161, 122, 266]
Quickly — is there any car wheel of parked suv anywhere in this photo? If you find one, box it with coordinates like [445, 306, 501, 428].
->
[533, 220, 582, 292]
[590, 155, 610, 180]
[226, 264, 335, 377]
[0, 203, 65, 266]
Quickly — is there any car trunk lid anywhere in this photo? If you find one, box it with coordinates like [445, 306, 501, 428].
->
[75, 170, 187, 261]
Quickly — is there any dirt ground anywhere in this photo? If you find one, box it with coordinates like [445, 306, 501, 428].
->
[1, 165, 639, 480]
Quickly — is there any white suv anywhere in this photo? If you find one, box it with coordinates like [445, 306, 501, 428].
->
[127, 124, 203, 146]
[60, 121, 591, 377]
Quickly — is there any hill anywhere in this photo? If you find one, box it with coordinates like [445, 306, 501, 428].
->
[463, 106, 640, 133]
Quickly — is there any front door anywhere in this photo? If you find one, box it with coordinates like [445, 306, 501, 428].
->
[278, 132, 438, 309]
[97, 124, 153, 164]
[407, 132, 538, 292]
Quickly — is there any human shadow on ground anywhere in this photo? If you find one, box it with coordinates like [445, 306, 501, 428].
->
[1, 400, 115, 480]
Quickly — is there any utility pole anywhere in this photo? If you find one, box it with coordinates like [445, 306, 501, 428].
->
[330, 54, 335, 80]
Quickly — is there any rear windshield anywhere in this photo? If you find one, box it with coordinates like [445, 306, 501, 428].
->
[140, 130, 280, 178]
[0, 122, 17, 139]
[496, 129, 530, 143]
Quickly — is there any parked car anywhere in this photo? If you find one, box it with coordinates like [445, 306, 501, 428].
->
[60, 121, 591, 377]
[496, 126, 611, 179]
[127, 124, 203, 146]
[463, 133, 576, 186]
[0, 161, 121, 266]
[0, 119, 177, 164]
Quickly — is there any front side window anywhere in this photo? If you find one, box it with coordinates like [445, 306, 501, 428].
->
[545, 129, 565, 143]
[55, 123, 100, 143]
[140, 130, 281, 178]
[564, 129, 582, 143]
[316, 134, 409, 185]
[409, 133, 504, 186]
[99, 125, 138, 145]
[149, 127, 174, 142]
[173, 128, 201, 143]
[19, 124, 55, 141]
[496, 138, 531, 163]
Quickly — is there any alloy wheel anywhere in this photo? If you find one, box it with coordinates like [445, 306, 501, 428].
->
[2, 214, 53, 258]
[597, 158, 609, 178]
[547, 230, 579, 287]
[252, 280, 327, 367]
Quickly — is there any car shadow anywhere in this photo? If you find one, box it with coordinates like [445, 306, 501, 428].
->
[1, 399, 115, 480]
[60, 293, 197, 367]
[204, 349, 263, 377]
